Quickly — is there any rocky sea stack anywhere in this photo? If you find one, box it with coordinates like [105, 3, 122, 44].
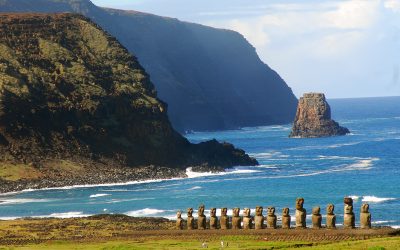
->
[289, 93, 350, 138]
[0, 13, 257, 192]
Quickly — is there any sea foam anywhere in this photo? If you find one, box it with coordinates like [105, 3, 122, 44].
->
[89, 194, 111, 198]
[361, 196, 396, 203]
[125, 208, 166, 217]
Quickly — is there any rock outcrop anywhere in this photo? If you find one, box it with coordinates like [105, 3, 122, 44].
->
[0, 0, 298, 132]
[289, 93, 350, 138]
[0, 13, 257, 192]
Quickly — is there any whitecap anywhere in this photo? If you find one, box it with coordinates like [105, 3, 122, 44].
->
[125, 208, 165, 217]
[372, 220, 395, 224]
[46, 211, 91, 218]
[0, 198, 54, 205]
[185, 167, 260, 178]
[187, 186, 202, 190]
[89, 194, 111, 198]
[361, 196, 396, 203]
[392, 225, 400, 229]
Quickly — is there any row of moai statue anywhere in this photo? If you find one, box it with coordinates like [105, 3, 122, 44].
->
[176, 198, 371, 230]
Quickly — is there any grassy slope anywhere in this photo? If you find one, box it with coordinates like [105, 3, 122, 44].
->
[1, 237, 399, 250]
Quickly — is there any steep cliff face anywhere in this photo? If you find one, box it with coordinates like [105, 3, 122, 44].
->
[0, 0, 298, 132]
[289, 93, 350, 138]
[0, 13, 256, 173]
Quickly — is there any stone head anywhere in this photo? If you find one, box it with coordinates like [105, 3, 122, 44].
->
[187, 208, 193, 217]
[344, 204, 353, 214]
[233, 207, 240, 217]
[296, 198, 304, 210]
[267, 206, 275, 216]
[344, 197, 353, 206]
[177, 211, 182, 219]
[255, 206, 263, 216]
[312, 206, 320, 215]
[198, 204, 205, 216]
[361, 203, 369, 213]
[243, 208, 250, 217]
[282, 207, 290, 216]
[210, 208, 216, 217]
[326, 204, 335, 215]
[221, 208, 227, 216]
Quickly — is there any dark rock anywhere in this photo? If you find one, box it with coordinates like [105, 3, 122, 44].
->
[0, 13, 257, 193]
[0, 0, 298, 132]
[289, 93, 350, 138]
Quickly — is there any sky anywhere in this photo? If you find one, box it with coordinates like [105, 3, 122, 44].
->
[91, 0, 400, 98]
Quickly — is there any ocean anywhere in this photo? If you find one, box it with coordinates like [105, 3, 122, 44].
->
[0, 97, 399, 228]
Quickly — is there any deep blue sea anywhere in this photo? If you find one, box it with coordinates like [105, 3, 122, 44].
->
[0, 97, 399, 228]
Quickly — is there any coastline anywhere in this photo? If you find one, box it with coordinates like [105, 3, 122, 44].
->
[0, 164, 228, 195]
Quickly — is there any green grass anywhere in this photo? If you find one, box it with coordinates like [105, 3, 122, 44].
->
[2, 237, 399, 250]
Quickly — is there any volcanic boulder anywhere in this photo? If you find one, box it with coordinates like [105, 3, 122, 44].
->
[289, 93, 350, 138]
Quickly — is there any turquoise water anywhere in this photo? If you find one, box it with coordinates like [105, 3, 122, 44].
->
[0, 97, 399, 228]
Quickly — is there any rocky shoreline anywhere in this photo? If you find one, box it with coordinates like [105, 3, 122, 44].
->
[0, 163, 226, 194]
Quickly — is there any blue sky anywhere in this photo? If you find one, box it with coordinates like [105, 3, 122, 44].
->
[92, 0, 400, 98]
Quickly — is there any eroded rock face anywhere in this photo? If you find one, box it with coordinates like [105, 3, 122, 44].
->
[290, 93, 350, 138]
[0, 13, 257, 188]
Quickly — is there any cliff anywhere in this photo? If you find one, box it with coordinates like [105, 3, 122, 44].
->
[0, 13, 256, 192]
[289, 93, 350, 138]
[0, 0, 298, 132]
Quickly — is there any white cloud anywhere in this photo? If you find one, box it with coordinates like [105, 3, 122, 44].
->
[321, 0, 380, 29]
[384, 0, 400, 12]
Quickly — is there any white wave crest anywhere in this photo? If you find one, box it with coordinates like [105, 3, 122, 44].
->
[89, 194, 111, 198]
[125, 208, 165, 217]
[0, 198, 53, 205]
[362, 196, 396, 203]
[185, 167, 260, 178]
[372, 220, 395, 224]
[47, 212, 91, 218]
[392, 225, 400, 229]
[187, 186, 202, 190]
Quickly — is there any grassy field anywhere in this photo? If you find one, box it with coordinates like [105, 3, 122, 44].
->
[0, 215, 399, 249]
[1, 236, 399, 250]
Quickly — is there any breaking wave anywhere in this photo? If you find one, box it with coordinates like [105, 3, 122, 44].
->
[361, 196, 396, 203]
[125, 208, 166, 217]
[89, 194, 111, 198]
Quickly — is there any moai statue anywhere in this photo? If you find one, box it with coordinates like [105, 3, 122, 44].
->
[267, 206, 277, 229]
[326, 204, 336, 229]
[312, 206, 322, 229]
[343, 197, 355, 229]
[232, 207, 241, 230]
[360, 203, 371, 229]
[220, 208, 229, 230]
[242, 208, 252, 229]
[187, 208, 195, 230]
[197, 204, 207, 230]
[209, 208, 218, 229]
[295, 198, 307, 228]
[282, 207, 291, 229]
[254, 206, 265, 229]
[176, 211, 184, 230]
